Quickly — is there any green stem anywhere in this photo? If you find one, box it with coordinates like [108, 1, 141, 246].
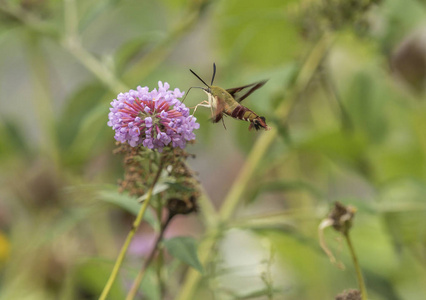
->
[25, 34, 60, 166]
[219, 129, 278, 221]
[320, 69, 353, 131]
[220, 32, 334, 221]
[197, 185, 219, 228]
[175, 33, 334, 300]
[62, 0, 128, 94]
[344, 232, 367, 300]
[123, 0, 208, 86]
[125, 215, 172, 300]
[0, 3, 58, 37]
[99, 156, 164, 300]
[63, 37, 128, 94]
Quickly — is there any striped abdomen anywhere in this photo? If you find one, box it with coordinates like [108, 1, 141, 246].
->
[226, 104, 270, 131]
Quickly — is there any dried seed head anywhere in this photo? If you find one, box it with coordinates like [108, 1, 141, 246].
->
[335, 289, 361, 300]
[167, 196, 198, 216]
[328, 201, 357, 235]
[318, 202, 357, 268]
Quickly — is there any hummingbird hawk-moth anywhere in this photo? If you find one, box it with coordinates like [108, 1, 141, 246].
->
[189, 63, 270, 131]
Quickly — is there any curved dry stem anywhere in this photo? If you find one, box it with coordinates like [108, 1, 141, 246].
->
[318, 218, 345, 269]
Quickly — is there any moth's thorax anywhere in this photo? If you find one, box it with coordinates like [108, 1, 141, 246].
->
[206, 85, 234, 107]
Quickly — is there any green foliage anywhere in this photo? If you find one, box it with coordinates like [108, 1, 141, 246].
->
[164, 236, 204, 273]
[57, 83, 106, 150]
[97, 186, 161, 231]
[0, 118, 30, 160]
[76, 259, 126, 299]
[1, 0, 426, 299]
[216, 0, 303, 67]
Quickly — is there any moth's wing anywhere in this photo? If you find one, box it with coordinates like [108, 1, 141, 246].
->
[212, 112, 223, 123]
[210, 112, 227, 130]
[226, 82, 259, 98]
[211, 96, 226, 123]
[226, 80, 267, 103]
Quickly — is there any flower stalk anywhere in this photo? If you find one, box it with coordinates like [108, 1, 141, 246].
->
[125, 213, 172, 300]
[99, 157, 164, 300]
[344, 232, 367, 300]
[125, 194, 198, 299]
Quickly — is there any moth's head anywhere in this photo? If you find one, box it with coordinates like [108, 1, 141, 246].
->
[202, 87, 212, 95]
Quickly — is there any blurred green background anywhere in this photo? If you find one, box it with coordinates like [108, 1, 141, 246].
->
[1, 0, 426, 299]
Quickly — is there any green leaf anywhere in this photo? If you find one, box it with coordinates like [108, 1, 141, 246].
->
[79, 0, 121, 31]
[126, 264, 161, 300]
[63, 101, 112, 167]
[137, 182, 169, 202]
[163, 237, 204, 273]
[297, 129, 368, 167]
[57, 82, 106, 150]
[97, 189, 140, 215]
[344, 72, 388, 143]
[245, 178, 323, 205]
[114, 36, 155, 76]
[139, 267, 161, 300]
[380, 180, 426, 253]
[217, 0, 304, 67]
[260, 180, 323, 198]
[75, 259, 126, 299]
[236, 287, 281, 299]
[0, 118, 30, 160]
[97, 187, 159, 231]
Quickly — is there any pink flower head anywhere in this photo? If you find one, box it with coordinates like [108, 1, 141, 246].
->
[108, 82, 200, 151]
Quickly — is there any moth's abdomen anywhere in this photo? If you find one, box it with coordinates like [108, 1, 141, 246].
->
[226, 104, 270, 131]
[229, 105, 256, 121]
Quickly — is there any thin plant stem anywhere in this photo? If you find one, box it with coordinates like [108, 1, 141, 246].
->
[126, 214, 173, 300]
[320, 70, 353, 131]
[176, 32, 334, 300]
[344, 232, 367, 300]
[64, 0, 78, 38]
[63, 0, 128, 94]
[63, 37, 128, 94]
[25, 34, 60, 166]
[99, 156, 164, 300]
[220, 31, 334, 221]
[197, 185, 219, 228]
[219, 130, 278, 221]
[157, 239, 166, 299]
[123, 0, 208, 86]
[0, 0, 207, 95]
[0, 3, 57, 37]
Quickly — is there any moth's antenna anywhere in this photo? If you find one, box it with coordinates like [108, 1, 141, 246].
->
[211, 63, 216, 85]
[190, 69, 209, 88]
[181, 86, 204, 104]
